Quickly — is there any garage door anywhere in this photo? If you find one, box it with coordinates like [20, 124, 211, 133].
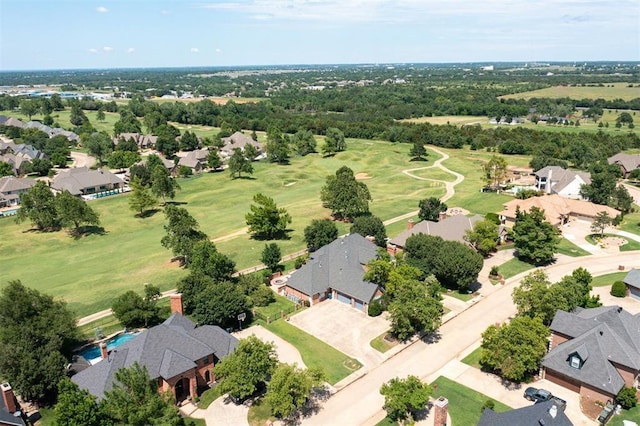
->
[336, 292, 351, 305]
[545, 370, 581, 393]
[354, 299, 364, 311]
[629, 286, 640, 300]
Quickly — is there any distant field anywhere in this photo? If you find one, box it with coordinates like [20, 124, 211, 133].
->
[402, 116, 485, 125]
[147, 96, 262, 105]
[500, 82, 640, 101]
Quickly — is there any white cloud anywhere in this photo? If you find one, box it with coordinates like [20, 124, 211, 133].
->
[103, 46, 114, 52]
[127, 47, 136, 54]
[88, 48, 98, 54]
[190, 47, 200, 53]
[215, 48, 222, 53]
[160, 9, 170, 15]
[96, 6, 108, 13]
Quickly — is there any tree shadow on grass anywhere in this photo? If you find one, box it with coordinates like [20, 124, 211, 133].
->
[249, 230, 293, 241]
[71, 226, 107, 239]
[136, 208, 160, 218]
[231, 175, 256, 180]
[165, 201, 188, 206]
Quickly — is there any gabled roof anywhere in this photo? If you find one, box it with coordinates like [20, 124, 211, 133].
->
[52, 167, 123, 195]
[390, 214, 483, 248]
[286, 233, 380, 303]
[478, 400, 573, 426]
[3, 117, 25, 128]
[220, 132, 262, 155]
[0, 176, 36, 194]
[623, 268, 640, 289]
[72, 313, 238, 400]
[608, 153, 640, 173]
[544, 306, 640, 395]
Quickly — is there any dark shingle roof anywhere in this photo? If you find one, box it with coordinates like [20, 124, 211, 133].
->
[624, 269, 640, 289]
[390, 214, 483, 247]
[478, 400, 573, 426]
[286, 233, 380, 303]
[72, 313, 238, 400]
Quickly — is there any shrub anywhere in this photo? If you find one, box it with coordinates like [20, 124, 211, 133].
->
[249, 285, 276, 307]
[611, 281, 627, 298]
[617, 386, 638, 409]
[481, 399, 495, 412]
[294, 255, 308, 269]
[368, 299, 384, 317]
[485, 213, 500, 225]
[489, 266, 499, 277]
[179, 165, 193, 177]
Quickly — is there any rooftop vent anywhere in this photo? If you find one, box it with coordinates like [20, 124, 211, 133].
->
[549, 405, 557, 419]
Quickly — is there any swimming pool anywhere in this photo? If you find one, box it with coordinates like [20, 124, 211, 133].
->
[78, 332, 139, 364]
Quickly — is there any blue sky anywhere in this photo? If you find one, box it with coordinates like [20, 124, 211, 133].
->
[1, 0, 639, 70]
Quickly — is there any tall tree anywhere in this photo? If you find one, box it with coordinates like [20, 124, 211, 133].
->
[151, 164, 180, 204]
[591, 211, 612, 237]
[179, 130, 199, 151]
[160, 205, 208, 262]
[19, 99, 40, 120]
[408, 141, 427, 161]
[322, 127, 346, 156]
[245, 193, 292, 240]
[350, 214, 387, 247]
[0, 161, 14, 177]
[54, 378, 107, 426]
[113, 107, 142, 136]
[243, 143, 259, 161]
[111, 285, 162, 328]
[189, 240, 236, 281]
[177, 272, 215, 314]
[128, 179, 158, 217]
[380, 376, 432, 422]
[464, 219, 499, 256]
[321, 166, 371, 220]
[155, 124, 180, 157]
[266, 126, 290, 164]
[303, 219, 339, 251]
[512, 206, 559, 265]
[611, 185, 633, 215]
[292, 129, 317, 156]
[483, 155, 508, 190]
[388, 277, 443, 341]
[265, 363, 325, 419]
[96, 107, 106, 122]
[207, 150, 222, 170]
[56, 190, 101, 237]
[417, 197, 447, 222]
[109, 150, 140, 170]
[228, 147, 253, 178]
[192, 281, 251, 329]
[261, 243, 282, 272]
[580, 161, 619, 205]
[0, 280, 78, 402]
[84, 132, 113, 166]
[215, 336, 278, 401]
[480, 316, 549, 382]
[15, 181, 60, 231]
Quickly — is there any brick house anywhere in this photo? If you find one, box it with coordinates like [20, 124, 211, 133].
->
[72, 295, 238, 403]
[282, 233, 382, 313]
[542, 306, 640, 405]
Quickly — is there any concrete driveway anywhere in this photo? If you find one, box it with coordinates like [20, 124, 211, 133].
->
[234, 325, 305, 367]
[562, 219, 617, 255]
[288, 300, 389, 368]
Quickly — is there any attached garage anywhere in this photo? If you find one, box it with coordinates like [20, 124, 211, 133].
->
[629, 286, 640, 300]
[624, 269, 640, 300]
[544, 370, 580, 393]
[354, 299, 364, 311]
[336, 292, 351, 305]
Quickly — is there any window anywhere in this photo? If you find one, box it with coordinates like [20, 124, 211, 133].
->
[570, 355, 581, 369]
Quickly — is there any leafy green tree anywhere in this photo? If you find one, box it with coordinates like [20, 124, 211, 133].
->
[189, 240, 236, 282]
[321, 166, 371, 220]
[388, 277, 443, 340]
[54, 378, 107, 426]
[155, 124, 180, 157]
[465, 219, 499, 256]
[111, 285, 162, 328]
[611, 185, 633, 215]
[591, 211, 612, 237]
[96, 108, 106, 122]
[228, 147, 253, 178]
[128, 179, 158, 217]
[151, 164, 180, 204]
[409, 141, 427, 161]
[84, 132, 113, 166]
[261, 243, 282, 272]
[380, 376, 432, 422]
[143, 111, 167, 135]
[16, 181, 60, 231]
[322, 127, 346, 156]
[160, 205, 208, 262]
[617, 112, 634, 126]
[69, 103, 88, 126]
[0, 161, 14, 176]
[179, 130, 199, 151]
[363, 259, 393, 286]
[102, 363, 184, 426]
[245, 193, 292, 239]
[192, 281, 251, 329]
[55, 190, 101, 237]
[109, 150, 140, 170]
[27, 157, 52, 176]
[617, 387, 638, 409]
[265, 363, 325, 419]
[303, 219, 338, 251]
[292, 129, 317, 156]
[512, 206, 560, 265]
[266, 126, 290, 164]
[215, 336, 278, 401]
[580, 161, 620, 205]
[483, 155, 508, 190]
[177, 272, 214, 314]
[207, 150, 222, 170]
[350, 214, 387, 246]
[418, 197, 447, 221]
[243, 143, 259, 161]
[0, 280, 78, 403]
[115, 136, 139, 152]
[20, 99, 40, 120]
[479, 316, 549, 382]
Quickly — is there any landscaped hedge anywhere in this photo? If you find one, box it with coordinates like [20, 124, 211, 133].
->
[611, 281, 627, 298]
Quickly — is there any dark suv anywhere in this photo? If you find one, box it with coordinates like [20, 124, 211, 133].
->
[524, 387, 552, 402]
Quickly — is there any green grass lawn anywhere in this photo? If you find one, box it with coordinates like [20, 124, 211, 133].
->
[247, 397, 276, 426]
[556, 238, 591, 257]
[443, 289, 474, 302]
[431, 376, 511, 425]
[370, 331, 399, 353]
[197, 385, 225, 409]
[497, 258, 535, 279]
[461, 347, 483, 369]
[252, 294, 299, 322]
[619, 208, 640, 236]
[611, 405, 640, 426]
[586, 233, 640, 252]
[257, 319, 361, 385]
[591, 271, 629, 287]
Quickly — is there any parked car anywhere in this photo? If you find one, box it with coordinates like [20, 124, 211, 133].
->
[524, 387, 552, 402]
[536, 395, 567, 411]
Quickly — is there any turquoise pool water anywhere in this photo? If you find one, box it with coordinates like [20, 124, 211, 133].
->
[78, 332, 139, 364]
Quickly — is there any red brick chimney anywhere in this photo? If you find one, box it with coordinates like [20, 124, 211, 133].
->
[170, 293, 183, 315]
[434, 396, 449, 426]
[1, 383, 18, 414]
[407, 219, 414, 230]
[99, 342, 108, 360]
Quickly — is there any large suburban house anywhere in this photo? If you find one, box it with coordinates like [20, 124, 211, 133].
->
[282, 233, 382, 313]
[113, 133, 158, 150]
[608, 153, 640, 178]
[52, 167, 124, 196]
[534, 166, 591, 199]
[72, 295, 238, 403]
[220, 132, 263, 159]
[623, 269, 640, 300]
[177, 149, 210, 173]
[499, 194, 620, 227]
[387, 214, 484, 255]
[0, 176, 36, 208]
[0, 141, 48, 175]
[479, 400, 573, 426]
[542, 306, 640, 404]
[0, 116, 79, 142]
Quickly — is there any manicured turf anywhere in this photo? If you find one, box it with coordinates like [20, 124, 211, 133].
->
[497, 258, 535, 279]
[611, 405, 640, 426]
[500, 83, 640, 102]
[619, 208, 640, 237]
[247, 397, 276, 426]
[461, 347, 483, 369]
[370, 331, 398, 353]
[257, 319, 361, 385]
[252, 294, 300, 322]
[197, 385, 225, 409]
[431, 376, 511, 425]
[556, 238, 591, 257]
[591, 272, 629, 288]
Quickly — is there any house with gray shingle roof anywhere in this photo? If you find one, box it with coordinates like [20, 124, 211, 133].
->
[52, 167, 124, 196]
[0, 383, 25, 426]
[478, 400, 573, 426]
[282, 233, 382, 313]
[220, 132, 263, 159]
[608, 153, 640, 178]
[0, 176, 36, 208]
[542, 306, 640, 404]
[535, 166, 591, 199]
[72, 296, 238, 403]
[623, 268, 640, 300]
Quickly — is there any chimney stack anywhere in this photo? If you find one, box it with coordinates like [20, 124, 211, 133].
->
[438, 211, 447, 221]
[434, 396, 449, 426]
[407, 219, 414, 230]
[99, 342, 108, 360]
[1, 383, 18, 414]
[170, 293, 183, 315]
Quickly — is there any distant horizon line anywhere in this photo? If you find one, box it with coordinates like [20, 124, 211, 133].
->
[2, 60, 640, 73]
